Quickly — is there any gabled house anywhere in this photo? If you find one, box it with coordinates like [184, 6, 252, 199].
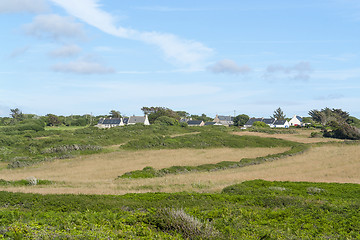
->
[127, 115, 150, 125]
[187, 120, 205, 127]
[244, 118, 288, 128]
[213, 115, 234, 126]
[205, 121, 223, 126]
[274, 119, 290, 128]
[289, 115, 303, 127]
[96, 118, 124, 128]
[262, 118, 276, 128]
[244, 118, 263, 128]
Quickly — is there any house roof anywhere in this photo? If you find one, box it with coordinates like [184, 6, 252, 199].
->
[187, 120, 203, 125]
[274, 119, 287, 125]
[100, 118, 121, 125]
[296, 116, 303, 122]
[262, 118, 276, 124]
[128, 116, 146, 124]
[205, 122, 216, 126]
[245, 118, 263, 125]
[217, 115, 234, 121]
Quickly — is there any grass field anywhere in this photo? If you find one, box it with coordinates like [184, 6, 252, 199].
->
[1, 127, 360, 239]
[0, 143, 359, 194]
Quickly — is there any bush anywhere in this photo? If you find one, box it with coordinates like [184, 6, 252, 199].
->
[154, 116, 179, 126]
[252, 121, 270, 128]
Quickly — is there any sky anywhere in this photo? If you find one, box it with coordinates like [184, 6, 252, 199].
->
[0, 0, 360, 118]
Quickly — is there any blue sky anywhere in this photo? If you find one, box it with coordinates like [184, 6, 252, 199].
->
[1, 0, 360, 118]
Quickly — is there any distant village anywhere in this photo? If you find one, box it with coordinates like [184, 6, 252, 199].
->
[96, 114, 306, 129]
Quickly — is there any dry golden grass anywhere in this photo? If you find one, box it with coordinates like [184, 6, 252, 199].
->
[233, 129, 343, 143]
[0, 147, 287, 193]
[1, 144, 359, 195]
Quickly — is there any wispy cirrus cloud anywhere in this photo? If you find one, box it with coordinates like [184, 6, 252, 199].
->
[207, 59, 251, 75]
[265, 61, 313, 81]
[52, 58, 114, 74]
[23, 14, 85, 40]
[49, 44, 82, 58]
[50, 0, 213, 68]
[0, 0, 48, 14]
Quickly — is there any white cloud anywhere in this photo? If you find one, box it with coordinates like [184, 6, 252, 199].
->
[9, 46, 30, 58]
[23, 14, 85, 40]
[0, 0, 48, 13]
[265, 61, 313, 81]
[52, 59, 114, 74]
[50, 0, 213, 68]
[207, 59, 251, 74]
[49, 44, 82, 58]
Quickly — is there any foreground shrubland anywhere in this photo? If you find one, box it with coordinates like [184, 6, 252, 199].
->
[1, 180, 360, 239]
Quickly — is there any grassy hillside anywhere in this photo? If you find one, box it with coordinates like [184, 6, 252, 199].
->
[1, 180, 359, 239]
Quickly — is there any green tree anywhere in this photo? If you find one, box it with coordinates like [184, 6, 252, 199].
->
[233, 114, 249, 126]
[46, 114, 61, 126]
[272, 107, 286, 120]
[10, 108, 24, 122]
[109, 110, 121, 118]
[309, 107, 349, 126]
[141, 107, 179, 123]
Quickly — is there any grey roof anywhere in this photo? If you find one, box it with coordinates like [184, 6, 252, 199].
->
[99, 118, 121, 125]
[262, 118, 276, 125]
[274, 119, 287, 125]
[128, 116, 146, 124]
[205, 122, 216, 126]
[218, 115, 234, 121]
[245, 118, 263, 125]
[296, 116, 303, 122]
[187, 120, 203, 125]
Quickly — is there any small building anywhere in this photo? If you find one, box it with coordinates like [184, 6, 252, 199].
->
[289, 115, 303, 127]
[127, 115, 150, 125]
[187, 120, 205, 127]
[213, 115, 234, 126]
[244, 118, 263, 128]
[274, 119, 290, 128]
[244, 118, 288, 128]
[96, 118, 124, 128]
[262, 118, 276, 128]
[205, 121, 223, 126]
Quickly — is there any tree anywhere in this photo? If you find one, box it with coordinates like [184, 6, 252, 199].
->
[10, 108, 24, 121]
[272, 107, 286, 120]
[46, 114, 61, 126]
[141, 107, 179, 123]
[190, 114, 212, 122]
[233, 114, 249, 126]
[109, 110, 121, 118]
[309, 107, 349, 126]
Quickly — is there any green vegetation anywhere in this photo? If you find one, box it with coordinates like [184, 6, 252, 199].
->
[252, 121, 270, 128]
[0, 124, 196, 169]
[1, 180, 360, 239]
[309, 107, 360, 140]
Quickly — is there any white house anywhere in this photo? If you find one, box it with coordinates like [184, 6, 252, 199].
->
[289, 115, 304, 127]
[96, 115, 150, 128]
[127, 115, 150, 125]
[274, 119, 290, 128]
[213, 115, 234, 126]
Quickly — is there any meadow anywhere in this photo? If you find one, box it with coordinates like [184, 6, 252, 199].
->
[1, 125, 360, 239]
